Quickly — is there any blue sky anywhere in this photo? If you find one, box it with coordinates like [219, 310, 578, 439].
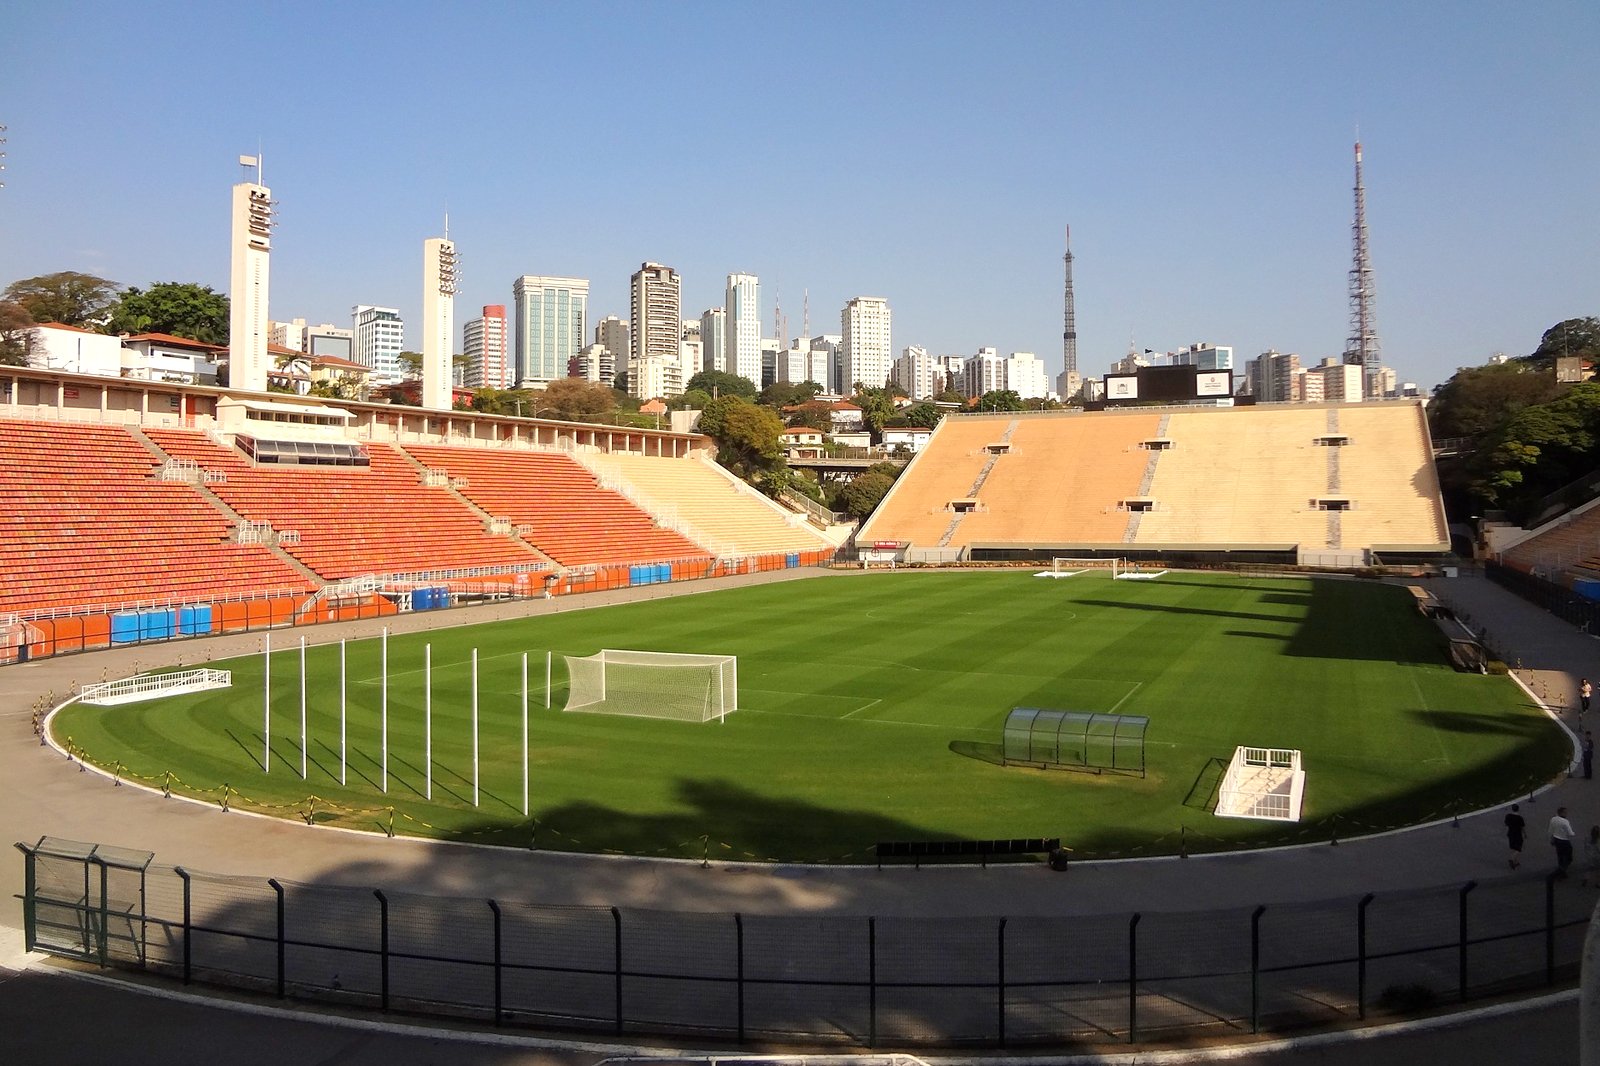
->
[2, 1, 1595, 392]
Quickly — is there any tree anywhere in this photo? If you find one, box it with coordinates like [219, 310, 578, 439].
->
[105, 282, 230, 344]
[1531, 318, 1600, 363]
[977, 389, 1025, 412]
[787, 400, 833, 431]
[760, 380, 822, 408]
[0, 300, 35, 366]
[3, 271, 120, 327]
[686, 368, 758, 401]
[668, 388, 712, 411]
[933, 388, 965, 406]
[694, 395, 742, 439]
[1428, 362, 1561, 440]
[904, 402, 944, 428]
[1468, 381, 1600, 518]
[851, 386, 898, 436]
[839, 470, 895, 519]
[540, 377, 616, 421]
[395, 351, 424, 379]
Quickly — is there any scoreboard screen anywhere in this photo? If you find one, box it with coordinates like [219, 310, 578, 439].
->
[1099, 366, 1235, 407]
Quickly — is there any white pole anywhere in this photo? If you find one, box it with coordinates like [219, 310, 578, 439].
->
[521, 652, 529, 818]
[472, 649, 480, 808]
[299, 636, 308, 779]
[425, 644, 432, 801]
[339, 639, 346, 787]
[381, 626, 388, 794]
[263, 632, 271, 773]
[545, 650, 552, 709]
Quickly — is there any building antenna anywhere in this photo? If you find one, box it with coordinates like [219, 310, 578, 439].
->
[443, 206, 450, 240]
[1344, 134, 1381, 397]
[802, 288, 810, 340]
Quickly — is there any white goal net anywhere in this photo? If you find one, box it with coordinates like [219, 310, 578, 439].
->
[1036, 557, 1121, 579]
[1216, 746, 1305, 822]
[563, 649, 738, 723]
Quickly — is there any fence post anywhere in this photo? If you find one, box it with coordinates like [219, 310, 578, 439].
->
[1128, 912, 1141, 1043]
[488, 899, 502, 1026]
[734, 913, 745, 1044]
[15, 843, 36, 953]
[93, 856, 109, 968]
[1251, 905, 1266, 1033]
[374, 890, 389, 1011]
[268, 878, 285, 998]
[1547, 872, 1559, 986]
[604, 905, 624, 1034]
[175, 867, 192, 985]
[1357, 893, 1374, 1019]
[869, 916, 878, 1049]
[997, 917, 1008, 1047]
[1458, 880, 1477, 1002]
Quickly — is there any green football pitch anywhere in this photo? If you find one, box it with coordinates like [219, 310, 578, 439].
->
[52, 571, 1568, 862]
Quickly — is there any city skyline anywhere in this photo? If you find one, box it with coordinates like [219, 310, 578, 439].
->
[2, 2, 1596, 394]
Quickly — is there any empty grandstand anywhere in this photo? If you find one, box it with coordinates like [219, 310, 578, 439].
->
[859, 400, 1448, 566]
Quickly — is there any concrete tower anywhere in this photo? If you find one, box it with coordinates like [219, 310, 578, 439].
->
[421, 230, 459, 411]
[228, 155, 274, 392]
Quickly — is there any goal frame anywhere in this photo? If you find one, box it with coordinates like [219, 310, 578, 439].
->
[1036, 557, 1122, 579]
[563, 649, 739, 723]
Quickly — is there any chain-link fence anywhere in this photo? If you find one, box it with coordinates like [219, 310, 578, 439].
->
[16, 841, 1592, 1048]
[1487, 562, 1600, 637]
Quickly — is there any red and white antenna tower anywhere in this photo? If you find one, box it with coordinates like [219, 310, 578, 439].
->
[1344, 139, 1382, 397]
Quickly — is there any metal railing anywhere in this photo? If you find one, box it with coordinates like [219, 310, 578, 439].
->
[14, 843, 1592, 1048]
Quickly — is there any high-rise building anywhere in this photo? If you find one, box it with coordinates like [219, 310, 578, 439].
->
[512, 275, 588, 386]
[724, 274, 761, 385]
[228, 159, 274, 392]
[421, 235, 458, 411]
[594, 315, 630, 370]
[1313, 357, 1365, 402]
[699, 308, 726, 377]
[840, 296, 892, 391]
[463, 305, 509, 390]
[1246, 350, 1300, 401]
[630, 263, 681, 374]
[352, 305, 405, 385]
[574, 343, 615, 388]
[1170, 343, 1233, 372]
[302, 322, 353, 360]
[268, 320, 301, 352]
[891, 347, 966, 400]
[962, 348, 1006, 397]
[631, 355, 685, 401]
[1004, 351, 1049, 400]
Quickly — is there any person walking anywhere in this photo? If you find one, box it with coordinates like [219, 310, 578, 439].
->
[1551, 807, 1577, 876]
[1585, 732, 1596, 780]
[1582, 679, 1592, 715]
[1505, 803, 1526, 869]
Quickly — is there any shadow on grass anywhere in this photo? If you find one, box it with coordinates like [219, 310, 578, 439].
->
[1183, 756, 1227, 811]
[1406, 707, 1567, 737]
[948, 739, 1005, 766]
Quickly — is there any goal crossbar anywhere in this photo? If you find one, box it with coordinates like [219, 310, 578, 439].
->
[1035, 557, 1122, 579]
[563, 649, 738, 723]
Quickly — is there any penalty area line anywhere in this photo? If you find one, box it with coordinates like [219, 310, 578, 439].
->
[1106, 680, 1143, 715]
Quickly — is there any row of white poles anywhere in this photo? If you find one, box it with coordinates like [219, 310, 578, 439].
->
[262, 629, 545, 815]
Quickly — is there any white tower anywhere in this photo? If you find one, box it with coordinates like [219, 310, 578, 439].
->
[724, 273, 761, 384]
[422, 230, 458, 411]
[228, 155, 274, 393]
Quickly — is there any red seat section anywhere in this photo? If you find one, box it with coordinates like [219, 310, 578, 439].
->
[0, 420, 314, 613]
[144, 431, 542, 581]
[403, 445, 709, 567]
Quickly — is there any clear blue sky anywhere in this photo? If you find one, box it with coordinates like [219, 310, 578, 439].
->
[2, 1, 1595, 392]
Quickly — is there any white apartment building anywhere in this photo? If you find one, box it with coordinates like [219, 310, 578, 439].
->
[1004, 352, 1050, 400]
[352, 305, 405, 385]
[1055, 368, 1082, 402]
[724, 274, 761, 384]
[1247, 350, 1301, 402]
[1169, 342, 1234, 371]
[1311, 358, 1365, 402]
[512, 275, 588, 386]
[680, 338, 704, 379]
[463, 304, 510, 390]
[891, 346, 965, 400]
[630, 263, 681, 371]
[963, 348, 1006, 397]
[841, 296, 892, 391]
[575, 342, 616, 388]
[631, 354, 684, 401]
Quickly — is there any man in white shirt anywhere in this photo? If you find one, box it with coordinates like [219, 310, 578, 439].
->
[1550, 806, 1576, 876]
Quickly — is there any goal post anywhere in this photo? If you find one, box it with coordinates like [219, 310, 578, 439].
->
[562, 649, 738, 723]
[1036, 557, 1121, 579]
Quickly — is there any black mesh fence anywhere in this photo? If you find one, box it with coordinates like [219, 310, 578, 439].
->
[16, 848, 1593, 1049]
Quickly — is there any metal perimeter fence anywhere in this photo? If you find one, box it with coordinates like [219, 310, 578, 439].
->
[15, 838, 1596, 1049]
[1487, 561, 1600, 639]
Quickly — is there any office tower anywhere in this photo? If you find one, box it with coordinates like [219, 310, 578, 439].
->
[421, 234, 458, 411]
[512, 275, 588, 386]
[840, 296, 892, 390]
[724, 273, 761, 385]
[699, 308, 726, 377]
[228, 156, 274, 392]
[630, 263, 681, 373]
[463, 305, 509, 389]
[352, 305, 405, 385]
